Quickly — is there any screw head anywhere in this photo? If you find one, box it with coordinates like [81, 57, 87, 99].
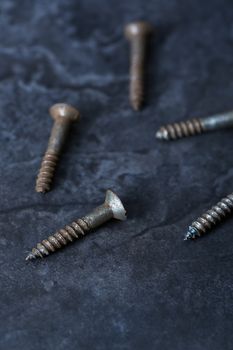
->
[104, 190, 127, 221]
[49, 103, 80, 122]
[125, 21, 153, 39]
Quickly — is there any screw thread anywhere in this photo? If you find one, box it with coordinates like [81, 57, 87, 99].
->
[130, 74, 144, 111]
[130, 79, 144, 111]
[26, 218, 90, 260]
[35, 151, 59, 193]
[129, 37, 146, 111]
[156, 118, 204, 140]
[185, 193, 233, 240]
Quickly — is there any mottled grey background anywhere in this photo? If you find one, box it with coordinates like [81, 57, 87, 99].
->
[1, 0, 233, 349]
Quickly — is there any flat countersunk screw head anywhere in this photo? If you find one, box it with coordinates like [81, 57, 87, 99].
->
[125, 21, 153, 111]
[26, 190, 127, 261]
[35, 103, 80, 193]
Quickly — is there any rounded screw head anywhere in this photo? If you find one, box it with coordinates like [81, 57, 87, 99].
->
[49, 103, 80, 122]
[124, 21, 153, 39]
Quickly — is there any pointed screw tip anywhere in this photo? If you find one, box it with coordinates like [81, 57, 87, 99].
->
[185, 233, 193, 240]
[184, 228, 194, 241]
[25, 253, 35, 261]
[156, 129, 169, 140]
[35, 187, 47, 194]
[131, 100, 142, 111]
[155, 130, 163, 139]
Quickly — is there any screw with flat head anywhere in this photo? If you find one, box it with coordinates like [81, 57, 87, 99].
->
[184, 193, 233, 240]
[26, 190, 127, 260]
[35, 103, 80, 193]
[125, 21, 153, 111]
[156, 110, 233, 141]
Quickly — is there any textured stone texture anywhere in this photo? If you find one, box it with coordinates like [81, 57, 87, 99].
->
[1, 0, 233, 349]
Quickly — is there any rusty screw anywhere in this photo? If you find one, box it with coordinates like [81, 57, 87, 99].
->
[26, 190, 127, 260]
[125, 21, 152, 111]
[35, 103, 80, 193]
[184, 193, 233, 240]
[156, 110, 233, 141]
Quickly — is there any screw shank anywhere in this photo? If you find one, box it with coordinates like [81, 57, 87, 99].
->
[129, 36, 147, 110]
[35, 120, 71, 192]
[82, 204, 113, 229]
[201, 111, 233, 131]
[47, 120, 71, 154]
[130, 37, 146, 75]
[185, 193, 233, 240]
[26, 191, 125, 260]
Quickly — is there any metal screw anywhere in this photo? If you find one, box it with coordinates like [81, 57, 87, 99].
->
[125, 21, 152, 111]
[184, 193, 233, 240]
[156, 110, 233, 140]
[35, 103, 80, 193]
[26, 190, 127, 260]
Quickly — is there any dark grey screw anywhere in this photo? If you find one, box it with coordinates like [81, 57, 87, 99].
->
[156, 110, 233, 140]
[125, 21, 153, 111]
[26, 190, 127, 260]
[35, 103, 80, 193]
[184, 193, 233, 240]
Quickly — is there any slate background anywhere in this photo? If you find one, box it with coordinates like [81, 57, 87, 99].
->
[1, 0, 233, 349]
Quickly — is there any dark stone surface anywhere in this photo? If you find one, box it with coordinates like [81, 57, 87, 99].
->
[1, 0, 233, 349]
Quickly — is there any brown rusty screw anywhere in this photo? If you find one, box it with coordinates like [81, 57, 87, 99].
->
[125, 21, 153, 111]
[26, 190, 127, 260]
[35, 103, 80, 193]
[156, 110, 233, 141]
[184, 193, 233, 240]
